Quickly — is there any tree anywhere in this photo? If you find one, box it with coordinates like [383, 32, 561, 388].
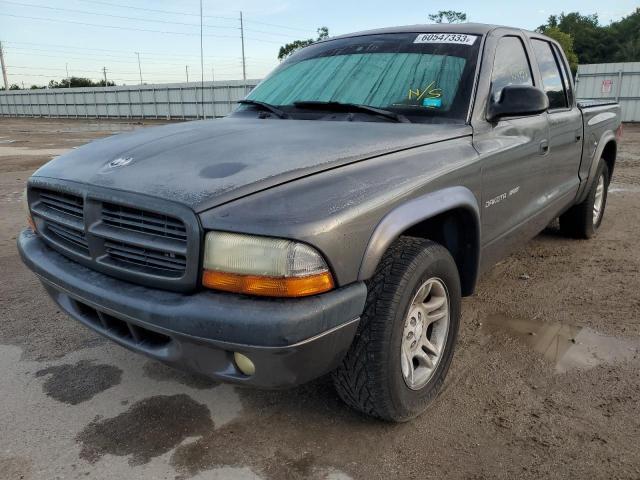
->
[537, 12, 613, 64]
[543, 27, 579, 72]
[428, 11, 467, 24]
[9, 84, 20, 90]
[609, 8, 640, 62]
[277, 27, 329, 61]
[47, 77, 115, 88]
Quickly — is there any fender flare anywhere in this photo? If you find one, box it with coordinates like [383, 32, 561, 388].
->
[577, 130, 616, 204]
[357, 186, 481, 295]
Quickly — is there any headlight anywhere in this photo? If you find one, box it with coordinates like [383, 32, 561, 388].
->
[23, 188, 36, 231]
[202, 231, 334, 297]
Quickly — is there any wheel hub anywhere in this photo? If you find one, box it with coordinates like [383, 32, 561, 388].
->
[400, 278, 450, 390]
[593, 173, 605, 226]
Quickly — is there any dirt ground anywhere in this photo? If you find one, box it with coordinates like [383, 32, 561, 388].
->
[1, 117, 639, 480]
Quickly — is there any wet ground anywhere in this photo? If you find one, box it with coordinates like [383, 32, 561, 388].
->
[1, 118, 639, 479]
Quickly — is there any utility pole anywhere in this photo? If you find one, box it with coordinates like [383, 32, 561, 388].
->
[185, 65, 189, 83]
[211, 65, 216, 118]
[135, 52, 143, 85]
[102, 66, 107, 86]
[199, 0, 204, 119]
[0, 41, 9, 91]
[240, 11, 246, 85]
[65, 63, 70, 88]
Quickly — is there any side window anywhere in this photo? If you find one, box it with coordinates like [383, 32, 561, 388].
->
[491, 36, 533, 101]
[531, 39, 568, 109]
[553, 43, 574, 106]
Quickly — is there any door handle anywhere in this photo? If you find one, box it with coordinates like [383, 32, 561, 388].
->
[575, 129, 582, 142]
[539, 140, 549, 155]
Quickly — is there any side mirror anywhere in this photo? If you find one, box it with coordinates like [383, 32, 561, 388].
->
[487, 85, 549, 121]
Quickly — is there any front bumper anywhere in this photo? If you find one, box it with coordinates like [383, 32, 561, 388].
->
[18, 230, 367, 388]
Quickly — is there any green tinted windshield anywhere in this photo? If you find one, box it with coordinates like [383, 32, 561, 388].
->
[246, 32, 481, 123]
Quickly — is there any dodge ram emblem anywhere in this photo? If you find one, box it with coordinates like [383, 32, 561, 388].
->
[108, 156, 133, 168]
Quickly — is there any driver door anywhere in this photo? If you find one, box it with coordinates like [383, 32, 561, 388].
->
[474, 35, 550, 267]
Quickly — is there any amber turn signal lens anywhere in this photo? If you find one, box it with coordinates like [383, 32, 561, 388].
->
[202, 270, 334, 298]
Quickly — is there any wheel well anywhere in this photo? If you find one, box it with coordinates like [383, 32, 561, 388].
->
[602, 141, 616, 179]
[403, 208, 479, 297]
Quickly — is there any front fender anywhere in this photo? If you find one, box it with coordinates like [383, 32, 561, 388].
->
[357, 186, 481, 293]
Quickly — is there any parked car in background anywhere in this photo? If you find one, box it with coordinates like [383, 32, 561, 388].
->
[19, 23, 621, 421]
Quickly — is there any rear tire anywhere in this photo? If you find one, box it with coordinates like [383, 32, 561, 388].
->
[332, 237, 461, 422]
[560, 158, 610, 239]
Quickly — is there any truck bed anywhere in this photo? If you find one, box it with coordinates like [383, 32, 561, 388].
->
[577, 99, 619, 109]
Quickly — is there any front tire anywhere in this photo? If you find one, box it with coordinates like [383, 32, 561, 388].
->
[332, 237, 461, 422]
[560, 158, 610, 239]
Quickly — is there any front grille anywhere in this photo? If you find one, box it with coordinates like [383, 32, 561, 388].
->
[29, 185, 198, 291]
[102, 202, 187, 241]
[104, 240, 187, 276]
[47, 222, 90, 255]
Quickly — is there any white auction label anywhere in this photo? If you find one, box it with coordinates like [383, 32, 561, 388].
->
[414, 33, 477, 45]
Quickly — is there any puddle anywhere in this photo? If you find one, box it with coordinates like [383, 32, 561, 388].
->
[35, 360, 122, 405]
[76, 394, 213, 465]
[483, 314, 640, 372]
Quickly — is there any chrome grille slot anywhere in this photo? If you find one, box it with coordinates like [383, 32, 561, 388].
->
[102, 202, 187, 241]
[104, 240, 186, 276]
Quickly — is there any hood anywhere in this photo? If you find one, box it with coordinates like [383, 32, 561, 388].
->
[33, 117, 471, 212]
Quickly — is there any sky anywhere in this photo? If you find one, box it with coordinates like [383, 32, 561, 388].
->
[0, 0, 637, 88]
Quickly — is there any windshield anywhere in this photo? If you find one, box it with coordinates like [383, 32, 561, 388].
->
[244, 32, 481, 123]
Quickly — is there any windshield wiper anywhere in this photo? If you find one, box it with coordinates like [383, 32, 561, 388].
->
[293, 101, 410, 123]
[238, 99, 288, 119]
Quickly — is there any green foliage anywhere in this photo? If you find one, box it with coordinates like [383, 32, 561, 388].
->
[47, 77, 115, 88]
[9, 83, 20, 90]
[277, 27, 329, 61]
[428, 11, 467, 24]
[543, 27, 579, 72]
[538, 8, 640, 65]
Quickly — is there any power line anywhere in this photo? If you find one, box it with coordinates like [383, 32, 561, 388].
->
[0, 13, 285, 43]
[4, 50, 245, 68]
[4, 41, 244, 60]
[0, 1, 238, 32]
[74, 0, 313, 32]
[1, 0, 303, 39]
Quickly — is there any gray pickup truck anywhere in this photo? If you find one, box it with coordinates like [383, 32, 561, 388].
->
[19, 23, 622, 421]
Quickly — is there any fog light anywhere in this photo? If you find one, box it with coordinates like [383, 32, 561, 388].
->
[233, 352, 255, 376]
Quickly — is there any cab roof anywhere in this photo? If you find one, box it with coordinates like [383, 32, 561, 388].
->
[328, 23, 541, 42]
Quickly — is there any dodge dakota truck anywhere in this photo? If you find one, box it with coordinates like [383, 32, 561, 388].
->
[18, 23, 622, 421]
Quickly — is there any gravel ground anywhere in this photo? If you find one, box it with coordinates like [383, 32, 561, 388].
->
[1, 117, 639, 480]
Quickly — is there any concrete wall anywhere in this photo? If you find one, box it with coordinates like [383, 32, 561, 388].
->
[0, 80, 260, 119]
[576, 63, 640, 122]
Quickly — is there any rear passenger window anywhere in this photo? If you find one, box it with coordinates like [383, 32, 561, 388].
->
[553, 43, 573, 106]
[491, 36, 533, 102]
[531, 39, 568, 109]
